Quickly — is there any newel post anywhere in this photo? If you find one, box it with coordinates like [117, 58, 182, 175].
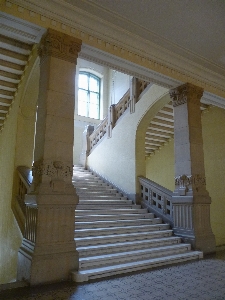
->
[80, 125, 94, 168]
[107, 104, 116, 138]
[17, 29, 82, 285]
[169, 83, 215, 254]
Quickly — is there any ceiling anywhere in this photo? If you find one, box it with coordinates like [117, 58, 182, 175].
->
[66, 0, 225, 77]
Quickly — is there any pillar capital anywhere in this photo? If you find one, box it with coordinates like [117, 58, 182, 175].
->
[169, 83, 204, 107]
[38, 28, 82, 63]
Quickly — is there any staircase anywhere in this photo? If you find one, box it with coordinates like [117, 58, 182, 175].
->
[71, 165, 203, 282]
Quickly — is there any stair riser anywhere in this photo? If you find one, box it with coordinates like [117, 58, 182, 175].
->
[77, 238, 181, 257]
[75, 224, 170, 238]
[79, 246, 191, 269]
[77, 203, 137, 209]
[75, 213, 154, 221]
[79, 197, 127, 200]
[75, 218, 161, 229]
[75, 209, 148, 215]
[75, 231, 173, 247]
[78, 200, 133, 205]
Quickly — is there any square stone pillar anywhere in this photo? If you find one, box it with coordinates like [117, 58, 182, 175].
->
[17, 29, 82, 285]
[170, 83, 215, 254]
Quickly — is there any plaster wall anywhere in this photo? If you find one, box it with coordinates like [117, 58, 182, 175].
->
[0, 96, 22, 284]
[146, 139, 175, 191]
[202, 106, 225, 246]
[108, 70, 131, 105]
[73, 60, 131, 165]
[87, 84, 168, 199]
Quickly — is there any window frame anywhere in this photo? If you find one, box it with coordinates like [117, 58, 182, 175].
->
[77, 71, 101, 120]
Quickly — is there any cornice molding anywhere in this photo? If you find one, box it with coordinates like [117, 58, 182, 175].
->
[79, 44, 181, 88]
[3, 0, 225, 101]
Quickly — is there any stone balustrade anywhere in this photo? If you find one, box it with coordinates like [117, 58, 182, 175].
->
[139, 176, 173, 226]
[24, 204, 38, 243]
[85, 78, 150, 155]
[115, 90, 130, 121]
[89, 117, 108, 150]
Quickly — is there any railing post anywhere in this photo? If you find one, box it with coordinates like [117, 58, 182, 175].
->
[129, 77, 138, 114]
[80, 125, 94, 169]
[107, 104, 116, 138]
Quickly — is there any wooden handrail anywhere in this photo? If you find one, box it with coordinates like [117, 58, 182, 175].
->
[138, 176, 173, 226]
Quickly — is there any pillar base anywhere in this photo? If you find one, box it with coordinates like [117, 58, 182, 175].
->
[173, 227, 216, 254]
[17, 239, 79, 285]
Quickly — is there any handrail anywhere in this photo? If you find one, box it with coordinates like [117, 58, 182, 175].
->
[87, 78, 150, 153]
[12, 166, 32, 233]
[115, 90, 130, 122]
[89, 117, 108, 150]
[138, 176, 173, 226]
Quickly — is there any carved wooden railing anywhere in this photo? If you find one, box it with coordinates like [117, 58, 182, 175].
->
[85, 78, 150, 155]
[139, 176, 173, 226]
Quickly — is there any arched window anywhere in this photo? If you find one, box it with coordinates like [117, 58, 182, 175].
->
[78, 71, 101, 119]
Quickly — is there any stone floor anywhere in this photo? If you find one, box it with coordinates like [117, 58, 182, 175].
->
[1, 250, 225, 300]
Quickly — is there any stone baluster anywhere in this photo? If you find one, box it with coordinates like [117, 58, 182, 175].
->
[80, 125, 94, 169]
[107, 104, 116, 138]
[169, 82, 215, 253]
[129, 77, 138, 113]
[17, 29, 82, 285]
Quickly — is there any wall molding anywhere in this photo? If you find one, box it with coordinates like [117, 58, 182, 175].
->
[3, 0, 225, 101]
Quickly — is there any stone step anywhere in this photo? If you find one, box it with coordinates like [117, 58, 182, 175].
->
[75, 217, 161, 229]
[77, 236, 182, 258]
[72, 251, 203, 282]
[78, 199, 133, 205]
[75, 230, 173, 247]
[79, 196, 127, 200]
[79, 244, 192, 270]
[75, 224, 170, 238]
[77, 204, 140, 210]
[76, 189, 119, 195]
[75, 212, 155, 221]
[75, 208, 148, 215]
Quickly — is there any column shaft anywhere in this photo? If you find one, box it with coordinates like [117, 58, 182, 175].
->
[17, 29, 82, 285]
[170, 83, 215, 253]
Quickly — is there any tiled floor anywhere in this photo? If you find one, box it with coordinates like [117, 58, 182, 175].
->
[1, 250, 225, 300]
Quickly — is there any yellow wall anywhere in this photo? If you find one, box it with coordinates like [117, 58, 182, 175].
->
[0, 94, 22, 284]
[146, 139, 175, 191]
[0, 49, 39, 284]
[202, 106, 225, 246]
[87, 84, 168, 200]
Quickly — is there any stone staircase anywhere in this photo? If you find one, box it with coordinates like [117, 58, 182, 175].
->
[71, 165, 203, 282]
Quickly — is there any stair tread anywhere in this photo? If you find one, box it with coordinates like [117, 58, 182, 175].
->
[73, 251, 203, 276]
[77, 236, 181, 252]
[79, 244, 191, 262]
[75, 229, 173, 241]
[76, 223, 169, 233]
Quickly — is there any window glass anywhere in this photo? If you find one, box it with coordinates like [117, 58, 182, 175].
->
[78, 71, 101, 119]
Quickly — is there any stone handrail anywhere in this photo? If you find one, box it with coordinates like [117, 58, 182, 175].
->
[24, 204, 38, 243]
[115, 90, 130, 121]
[89, 117, 108, 150]
[138, 176, 173, 226]
[85, 78, 150, 155]
[11, 166, 33, 233]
